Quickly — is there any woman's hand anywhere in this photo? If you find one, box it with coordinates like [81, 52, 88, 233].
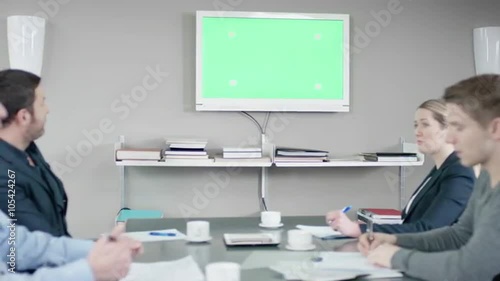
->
[326, 210, 362, 237]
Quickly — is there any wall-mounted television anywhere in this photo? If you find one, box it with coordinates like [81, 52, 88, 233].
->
[196, 11, 350, 112]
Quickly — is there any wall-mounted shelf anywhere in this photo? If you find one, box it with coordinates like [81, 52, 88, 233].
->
[115, 159, 273, 167]
[274, 159, 424, 167]
[114, 136, 424, 211]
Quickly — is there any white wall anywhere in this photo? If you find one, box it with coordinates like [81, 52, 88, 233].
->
[1, 0, 498, 238]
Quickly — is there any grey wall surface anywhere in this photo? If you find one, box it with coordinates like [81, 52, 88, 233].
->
[1, 0, 498, 238]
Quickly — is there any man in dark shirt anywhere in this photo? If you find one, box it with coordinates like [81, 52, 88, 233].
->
[0, 69, 70, 237]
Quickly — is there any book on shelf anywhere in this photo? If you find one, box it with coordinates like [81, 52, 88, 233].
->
[165, 138, 208, 150]
[116, 149, 162, 161]
[163, 158, 215, 164]
[222, 147, 262, 152]
[164, 155, 209, 159]
[169, 147, 205, 151]
[274, 156, 328, 163]
[164, 150, 208, 156]
[223, 152, 263, 158]
[360, 152, 418, 162]
[276, 147, 329, 157]
[214, 157, 271, 163]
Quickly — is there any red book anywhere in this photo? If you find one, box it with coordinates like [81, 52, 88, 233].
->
[358, 208, 401, 219]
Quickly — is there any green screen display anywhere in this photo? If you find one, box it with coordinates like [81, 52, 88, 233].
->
[201, 17, 345, 100]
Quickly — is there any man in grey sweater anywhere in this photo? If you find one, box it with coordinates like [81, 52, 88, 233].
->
[357, 74, 500, 281]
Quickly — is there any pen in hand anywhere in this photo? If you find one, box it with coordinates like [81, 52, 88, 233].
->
[366, 220, 374, 242]
[328, 205, 352, 224]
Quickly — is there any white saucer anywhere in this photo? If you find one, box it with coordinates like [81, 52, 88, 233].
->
[285, 244, 316, 251]
[259, 222, 284, 228]
[186, 236, 212, 243]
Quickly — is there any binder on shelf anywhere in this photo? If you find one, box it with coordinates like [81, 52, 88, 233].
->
[361, 152, 418, 157]
[360, 152, 419, 162]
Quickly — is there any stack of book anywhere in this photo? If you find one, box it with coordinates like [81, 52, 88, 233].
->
[163, 139, 212, 162]
[357, 208, 402, 225]
[360, 152, 418, 162]
[116, 148, 163, 161]
[222, 147, 262, 159]
[274, 147, 329, 163]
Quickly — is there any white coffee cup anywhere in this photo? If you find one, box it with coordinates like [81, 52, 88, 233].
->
[205, 262, 240, 281]
[187, 221, 210, 240]
[287, 229, 313, 248]
[261, 211, 281, 226]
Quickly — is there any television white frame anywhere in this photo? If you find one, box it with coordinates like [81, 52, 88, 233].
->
[195, 10, 350, 112]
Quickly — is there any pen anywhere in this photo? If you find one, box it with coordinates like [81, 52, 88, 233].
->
[328, 205, 352, 224]
[149, 231, 177, 237]
[366, 220, 374, 242]
[341, 205, 352, 213]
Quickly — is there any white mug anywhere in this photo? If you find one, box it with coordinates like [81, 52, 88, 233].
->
[261, 211, 281, 226]
[205, 262, 240, 281]
[287, 229, 312, 248]
[187, 221, 210, 239]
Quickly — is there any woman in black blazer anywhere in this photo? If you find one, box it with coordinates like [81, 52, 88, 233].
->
[326, 99, 476, 237]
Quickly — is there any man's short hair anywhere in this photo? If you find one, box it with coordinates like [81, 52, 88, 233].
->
[0, 69, 41, 126]
[443, 74, 500, 127]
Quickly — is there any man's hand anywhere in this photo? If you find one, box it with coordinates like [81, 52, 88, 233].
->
[367, 244, 401, 268]
[326, 210, 362, 237]
[357, 232, 397, 256]
[87, 225, 143, 281]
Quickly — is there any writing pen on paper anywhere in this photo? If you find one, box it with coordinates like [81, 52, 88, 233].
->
[366, 220, 374, 242]
[149, 231, 177, 237]
[328, 205, 352, 224]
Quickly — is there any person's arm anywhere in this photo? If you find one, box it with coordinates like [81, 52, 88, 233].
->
[390, 199, 500, 281]
[390, 171, 482, 252]
[0, 212, 93, 278]
[361, 170, 474, 234]
[0, 174, 60, 236]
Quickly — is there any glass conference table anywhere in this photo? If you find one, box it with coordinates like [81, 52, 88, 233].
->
[126, 216, 419, 281]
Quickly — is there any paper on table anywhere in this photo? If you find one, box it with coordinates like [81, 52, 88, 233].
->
[124, 229, 186, 242]
[270, 261, 362, 281]
[296, 225, 345, 239]
[120, 256, 204, 281]
[270, 252, 402, 280]
[315, 252, 403, 278]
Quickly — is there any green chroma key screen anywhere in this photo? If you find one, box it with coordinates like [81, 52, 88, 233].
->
[201, 17, 345, 100]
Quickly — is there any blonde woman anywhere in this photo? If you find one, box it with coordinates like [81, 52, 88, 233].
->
[326, 99, 475, 236]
